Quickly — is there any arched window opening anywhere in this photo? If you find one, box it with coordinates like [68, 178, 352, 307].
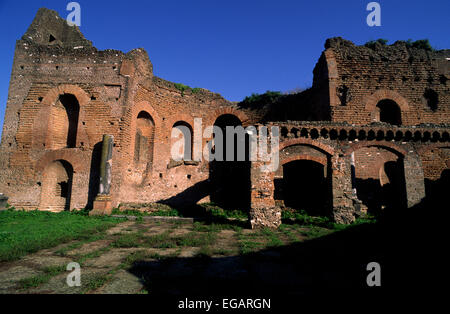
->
[49, 94, 80, 149]
[40, 160, 73, 212]
[376, 99, 402, 125]
[171, 121, 193, 161]
[134, 111, 155, 165]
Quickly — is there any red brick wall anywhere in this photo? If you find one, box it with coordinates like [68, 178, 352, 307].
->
[317, 38, 450, 126]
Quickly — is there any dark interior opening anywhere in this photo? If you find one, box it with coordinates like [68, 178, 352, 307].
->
[377, 99, 402, 125]
[424, 89, 439, 111]
[282, 160, 330, 216]
[210, 114, 251, 210]
[59, 160, 74, 211]
[59, 94, 80, 148]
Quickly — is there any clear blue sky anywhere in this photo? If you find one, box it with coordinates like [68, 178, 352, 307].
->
[0, 0, 449, 137]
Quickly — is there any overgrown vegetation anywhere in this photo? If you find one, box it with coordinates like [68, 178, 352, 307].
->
[405, 39, 434, 51]
[365, 38, 388, 49]
[365, 38, 435, 51]
[239, 90, 283, 109]
[281, 208, 376, 230]
[199, 203, 248, 220]
[0, 209, 121, 262]
[173, 83, 201, 96]
[112, 206, 181, 218]
[281, 209, 331, 227]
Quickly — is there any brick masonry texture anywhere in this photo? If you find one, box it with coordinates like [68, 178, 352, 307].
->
[0, 8, 449, 228]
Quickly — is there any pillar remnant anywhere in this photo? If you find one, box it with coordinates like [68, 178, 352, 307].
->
[0, 194, 8, 210]
[331, 153, 356, 224]
[249, 160, 281, 229]
[90, 135, 114, 216]
[403, 152, 426, 208]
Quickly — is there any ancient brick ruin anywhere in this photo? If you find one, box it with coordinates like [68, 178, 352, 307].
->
[0, 8, 448, 228]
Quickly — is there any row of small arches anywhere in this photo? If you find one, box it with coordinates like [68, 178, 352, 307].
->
[280, 127, 450, 143]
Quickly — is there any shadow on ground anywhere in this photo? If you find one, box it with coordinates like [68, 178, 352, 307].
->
[128, 199, 439, 301]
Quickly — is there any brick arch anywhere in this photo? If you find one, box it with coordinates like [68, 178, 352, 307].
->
[281, 154, 328, 167]
[32, 84, 91, 149]
[279, 138, 335, 156]
[167, 115, 195, 160]
[208, 107, 250, 126]
[345, 141, 407, 157]
[35, 150, 86, 174]
[166, 113, 195, 133]
[126, 101, 162, 158]
[364, 89, 410, 113]
[41, 84, 90, 107]
[130, 101, 162, 125]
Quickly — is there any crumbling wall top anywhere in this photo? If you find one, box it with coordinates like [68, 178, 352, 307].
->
[21, 7, 93, 48]
[324, 36, 450, 63]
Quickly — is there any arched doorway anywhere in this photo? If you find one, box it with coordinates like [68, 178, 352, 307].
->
[353, 146, 407, 215]
[376, 99, 402, 125]
[48, 94, 80, 149]
[40, 160, 74, 212]
[210, 114, 251, 210]
[276, 160, 330, 216]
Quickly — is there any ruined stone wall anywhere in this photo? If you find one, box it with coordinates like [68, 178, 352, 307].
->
[0, 39, 127, 209]
[0, 8, 448, 227]
[0, 8, 255, 211]
[317, 37, 450, 126]
[249, 121, 448, 226]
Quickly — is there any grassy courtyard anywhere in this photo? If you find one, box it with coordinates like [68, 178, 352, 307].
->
[0, 206, 378, 294]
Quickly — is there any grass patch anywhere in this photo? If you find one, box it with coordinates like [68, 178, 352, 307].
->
[17, 265, 66, 290]
[281, 209, 331, 227]
[197, 246, 213, 258]
[192, 222, 237, 233]
[82, 274, 109, 293]
[175, 232, 217, 247]
[76, 246, 112, 265]
[121, 250, 151, 268]
[112, 206, 182, 218]
[112, 206, 181, 217]
[279, 224, 302, 243]
[260, 228, 284, 247]
[239, 240, 264, 254]
[299, 226, 332, 239]
[199, 203, 248, 220]
[143, 231, 176, 248]
[54, 233, 106, 256]
[0, 209, 121, 262]
[111, 232, 144, 248]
